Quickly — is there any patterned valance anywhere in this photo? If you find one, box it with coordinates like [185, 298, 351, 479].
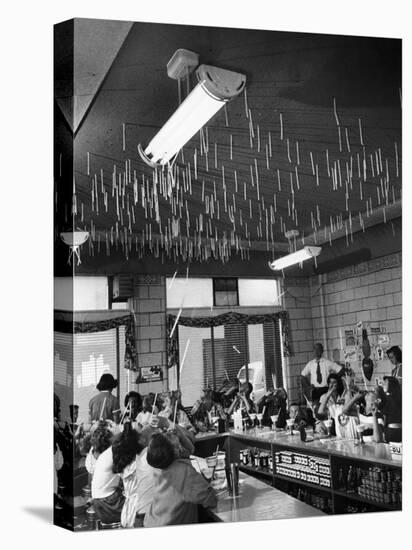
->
[167, 310, 291, 370]
[54, 310, 137, 371]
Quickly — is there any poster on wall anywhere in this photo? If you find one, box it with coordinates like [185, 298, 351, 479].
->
[135, 365, 163, 383]
[340, 321, 394, 390]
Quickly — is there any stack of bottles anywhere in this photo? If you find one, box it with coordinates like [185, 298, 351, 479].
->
[239, 448, 273, 472]
[283, 484, 332, 514]
[275, 451, 331, 488]
[337, 464, 402, 507]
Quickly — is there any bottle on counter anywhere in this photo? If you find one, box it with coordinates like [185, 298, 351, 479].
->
[347, 466, 356, 493]
[254, 448, 260, 468]
[338, 467, 346, 490]
[356, 466, 362, 487]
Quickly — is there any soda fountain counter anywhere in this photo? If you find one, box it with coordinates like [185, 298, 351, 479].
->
[208, 471, 325, 523]
[194, 429, 402, 515]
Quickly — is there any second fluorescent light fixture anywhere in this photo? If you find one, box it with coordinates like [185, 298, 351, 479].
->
[268, 246, 322, 271]
[138, 60, 246, 167]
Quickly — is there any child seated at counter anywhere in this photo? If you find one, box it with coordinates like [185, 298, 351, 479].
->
[111, 422, 153, 528]
[85, 420, 114, 476]
[316, 373, 352, 438]
[256, 388, 288, 428]
[341, 386, 385, 442]
[191, 388, 228, 432]
[123, 391, 143, 425]
[91, 444, 124, 524]
[136, 394, 158, 428]
[227, 382, 256, 424]
[158, 391, 194, 432]
[144, 433, 217, 527]
[288, 402, 316, 430]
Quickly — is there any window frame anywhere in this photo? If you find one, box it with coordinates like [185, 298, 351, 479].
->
[212, 277, 239, 307]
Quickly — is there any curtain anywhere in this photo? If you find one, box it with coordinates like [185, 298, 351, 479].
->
[54, 310, 137, 371]
[167, 310, 291, 370]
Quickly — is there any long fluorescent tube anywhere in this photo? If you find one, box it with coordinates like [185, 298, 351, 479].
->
[138, 65, 246, 167]
[268, 246, 322, 271]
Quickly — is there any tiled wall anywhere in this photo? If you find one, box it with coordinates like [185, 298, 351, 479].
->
[281, 252, 402, 402]
[282, 277, 314, 401]
[126, 252, 401, 402]
[310, 252, 402, 385]
[128, 274, 167, 395]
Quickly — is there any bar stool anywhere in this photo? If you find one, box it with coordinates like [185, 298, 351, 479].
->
[86, 505, 99, 530]
[82, 485, 92, 500]
[55, 483, 65, 510]
[98, 520, 122, 530]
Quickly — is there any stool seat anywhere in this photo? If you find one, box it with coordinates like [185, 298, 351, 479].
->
[82, 485, 92, 499]
[99, 521, 122, 530]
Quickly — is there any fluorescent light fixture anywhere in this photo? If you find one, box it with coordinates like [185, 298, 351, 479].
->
[138, 64, 246, 167]
[268, 246, 322, 271]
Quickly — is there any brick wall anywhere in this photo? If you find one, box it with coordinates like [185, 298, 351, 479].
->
[281, 252, 402, 401]
[310, 252, 402, 385]
[129, 274, 167, 395]
[123, 252, 401, 401]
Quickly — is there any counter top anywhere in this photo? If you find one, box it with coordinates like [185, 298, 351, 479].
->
[229, 429, 402, 467]
[210, 472, 324, 523]
[195, 430, 402, 467]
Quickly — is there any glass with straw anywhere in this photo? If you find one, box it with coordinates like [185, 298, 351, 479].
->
[249, 412, 257, 432]
[256, 407, 264, 430]
[324, 409, 333, 437]
[271, 414, 279, 431]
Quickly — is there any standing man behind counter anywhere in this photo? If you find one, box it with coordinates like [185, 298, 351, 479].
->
[301, 343, 342, 403]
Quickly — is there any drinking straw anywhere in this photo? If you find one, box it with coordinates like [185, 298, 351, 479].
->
[169, 309, 182, 338]
[99, 397, 107, 420]
[304, 395, 314, 413]
[180, 339, 191, 375]
[224, 369, 229, 381]
[262, 406, 266, 418]
[120, 402, 130, 424]
[172, 400, 178, 426]
[151, 393, 158, 418]
[360, 364, 368, 390]
[168, 270, 178, 289]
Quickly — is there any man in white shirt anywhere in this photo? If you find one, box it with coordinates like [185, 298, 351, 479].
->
[301, 343, 340, 403]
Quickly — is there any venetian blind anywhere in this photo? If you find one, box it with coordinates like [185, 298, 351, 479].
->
[177, 320, 283, 407]
[54, 326, 126, 423]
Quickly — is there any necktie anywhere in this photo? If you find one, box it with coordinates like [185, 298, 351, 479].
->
[316, 360, 322, 385]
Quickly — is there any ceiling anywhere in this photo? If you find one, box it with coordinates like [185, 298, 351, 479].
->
[54, 18, 402, 277]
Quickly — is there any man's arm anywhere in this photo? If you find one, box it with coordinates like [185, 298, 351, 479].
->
[182, 464, 218, 508]
[227, 395, 240, 416]
[174, 425, 195, 456]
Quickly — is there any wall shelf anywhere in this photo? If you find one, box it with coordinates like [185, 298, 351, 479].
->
[195, 432, 402, 516]
[333, 489, 401, 512]
[274, 474, 332, 493]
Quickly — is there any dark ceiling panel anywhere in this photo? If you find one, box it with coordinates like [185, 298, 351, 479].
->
[54, 20, 401, 273]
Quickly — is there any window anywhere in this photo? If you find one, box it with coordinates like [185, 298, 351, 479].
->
[176, 320, 284, 407]
[213, 278, 239, 306]
[54, 326, 126, 423]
